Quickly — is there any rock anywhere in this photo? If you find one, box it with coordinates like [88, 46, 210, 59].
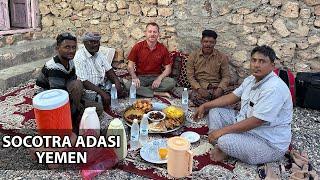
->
[50, 6, 60, 17]
[308, 35, 320, 45]
[71, 1, 85, 11]
[272, 18, 290, 37]
[315, 5, 320, 16]
[147, 7, 158, 17]
[168, 36, 178, 51]
[124, 17, 138, 28]
[232, 51, 248, 63]
[292, 20, 310, 37]
[5, 35, 15, 45]
[106, 2, 117, 13]
[272, 42, 296, 59]
[39, 4, 50, 15]
[257, 32, 275, 46]
[229, 14, 243, 24]
[129, 3, 141, 16]
[218, 5, 231, 16]
[245, 35, 258, 45]
[281, 2, 299, 18]
[295, 62, 310, 72]
[60, 2, 68, 9]
[117, 0, 128, 9]
[92, 1, 105, 11]
[110, 14, 121, 21]
[158, 8, 174, 17]
[237, 7, 252, 15]
[165, 27, 176, 33]
[110, 32, 123, 44]
[42, 16, 54, 27]
[110, 21, 121, 29]
[309, 59, 320, 71]
[74, 21, 82, 28]
[300, 8, 311, 18]
[131, 27, 144, 40]
[244, 13, 266, 24]
[146, 0, 157, 5]
[114, 49, 124, 62]
[303, 0, 320, 6]
[297, 50, 317, 60]
[297, 42, 309, 49]
[158, 0, 173, 6]
[70, 15, 79, 21]
[222, 41, 237, 49]
[90, 20, 100, 25]
[61, 8, 73, 18]
[242, 25, 254, 34]
[270, 0, 282, 7]
[314, 19, 320, 28]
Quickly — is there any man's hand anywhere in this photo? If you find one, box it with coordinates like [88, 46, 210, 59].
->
[197, 88, 210, 98]
[132, 78, 141, 88]
[213, 88, 223, 98]
[208, 129, 224, 143]
[100, 91, 111, 108]
[193, 104, 206, 121]
[115, 83, 126, 98]
[152, 77, 162, 89]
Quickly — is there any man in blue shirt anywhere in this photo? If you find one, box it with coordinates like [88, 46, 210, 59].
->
[194, 45, 293, 164]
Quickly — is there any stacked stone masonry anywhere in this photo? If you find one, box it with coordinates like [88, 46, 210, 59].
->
[1, 0, 320, 81]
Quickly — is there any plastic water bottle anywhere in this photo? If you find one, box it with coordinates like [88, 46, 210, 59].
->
[140, 114, 149, 146]
[129, 81, 136, 105]
[182, 88, 189, 114]
[130, 119, 140, 150]
[110, 84, 119, 108]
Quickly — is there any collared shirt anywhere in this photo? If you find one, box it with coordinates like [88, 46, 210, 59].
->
[186, 48, 230, 90]
[73, 46, 112, 86]
[36, 56, 76, 90]
[233, 71, 293, 151]
[127, 40, 172, 75]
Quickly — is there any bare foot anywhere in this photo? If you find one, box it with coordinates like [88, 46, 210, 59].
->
[210, 146, 227, 162]
[154, 92, 172, 98]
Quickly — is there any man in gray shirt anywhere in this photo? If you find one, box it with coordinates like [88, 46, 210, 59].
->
[194, 45, 293, 165]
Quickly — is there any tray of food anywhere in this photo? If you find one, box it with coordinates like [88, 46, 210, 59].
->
[123, 100, 185, 133]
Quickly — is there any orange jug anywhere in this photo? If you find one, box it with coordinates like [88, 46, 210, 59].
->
[33, 89, 72, 135]
[167, 136, 193, 178]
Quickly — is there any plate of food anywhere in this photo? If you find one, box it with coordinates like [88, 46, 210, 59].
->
[124, 101, 185, 133]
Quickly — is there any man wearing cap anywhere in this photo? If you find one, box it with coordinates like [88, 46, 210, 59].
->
[186, 30, 230, 106]
[74, 32, 126, 110]
[126, 22, 176, 98]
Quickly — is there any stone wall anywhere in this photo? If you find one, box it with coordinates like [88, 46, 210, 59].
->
[1, 0, 320, 80]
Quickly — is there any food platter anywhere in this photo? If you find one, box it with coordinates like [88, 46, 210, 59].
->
[123, 100, 185, 134]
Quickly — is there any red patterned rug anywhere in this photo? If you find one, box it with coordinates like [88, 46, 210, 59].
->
[0, 81, 257, 179]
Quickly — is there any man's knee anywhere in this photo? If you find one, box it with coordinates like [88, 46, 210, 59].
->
[160, 77, 176, 90]
[67, 80, 83, 92]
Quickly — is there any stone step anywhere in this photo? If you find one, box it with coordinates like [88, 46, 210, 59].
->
[0, 58, 50, 90]
[0, 39, 55, 70]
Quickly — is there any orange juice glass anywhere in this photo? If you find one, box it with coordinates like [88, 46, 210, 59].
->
[158, 148, 168, 159]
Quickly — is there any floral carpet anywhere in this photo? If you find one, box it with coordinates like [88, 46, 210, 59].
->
[0, 81, 264, 179]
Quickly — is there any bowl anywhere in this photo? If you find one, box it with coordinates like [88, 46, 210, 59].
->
[147, 111, 166, 122]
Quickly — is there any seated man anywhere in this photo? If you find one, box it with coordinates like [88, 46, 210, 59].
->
[126, 22, 176, 98]
[186, 30, 230, 106]
[194, 45, 293, 165]
[73, 32, 127, 111]
[35, 33, 102, 131]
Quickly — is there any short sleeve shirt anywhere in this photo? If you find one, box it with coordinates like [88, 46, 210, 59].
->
[233, 72, 293, 151]
[73, 46, 112, 86]
[127, 40, 172, 75]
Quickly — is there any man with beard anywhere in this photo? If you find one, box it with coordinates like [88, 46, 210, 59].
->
[35, 33, 101, 131]
[186, 30, 230, 106]
[126, 22, 175, 98]
[193, 45, 293, 165]
[74, 32, 126, 112]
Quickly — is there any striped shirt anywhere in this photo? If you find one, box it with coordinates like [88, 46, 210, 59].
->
[35, 56, 76, 90]
[73, 46, 112, 86]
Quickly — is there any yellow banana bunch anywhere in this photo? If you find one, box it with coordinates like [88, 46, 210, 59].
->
[162, 106, 184, 119]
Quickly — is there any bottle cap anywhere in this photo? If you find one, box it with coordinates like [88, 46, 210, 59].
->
[133, 119, 138, 123]
[184, 88, 187, 91]
[112, 84, 116, 87]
